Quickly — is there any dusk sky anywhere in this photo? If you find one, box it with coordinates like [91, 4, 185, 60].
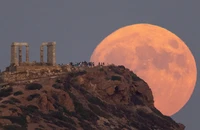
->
[0, 1, 199, 129]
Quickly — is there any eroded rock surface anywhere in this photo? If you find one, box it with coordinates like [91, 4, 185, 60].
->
[0, 65, 185, 130]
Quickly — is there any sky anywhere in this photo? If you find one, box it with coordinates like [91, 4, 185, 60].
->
[0, 1, 199, 129]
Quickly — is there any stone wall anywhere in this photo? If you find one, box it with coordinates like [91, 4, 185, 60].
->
[0, 64, 89, 83]
[1, 66, 63, 83]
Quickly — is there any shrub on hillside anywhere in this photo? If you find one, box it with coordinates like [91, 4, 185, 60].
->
[27, 93, 40, 101]
[25, 83, 42, 90]
[136, 109, 175, 128]
[130, 72, 141, 81]
[42, 90, 47, 93]
[0, 86, 13, 97]
[118, 65, 126, 70]
[63, 80, 71, 91]
[87, 96, 106, 108]
[2, 100, 15, 105]
[76, 70, 87, 76]
[68, 92, 99, 122]
[67, 70, 87, 77]
[2, 124, 25, 130]
[19, 105, 38, 114]
[55, 78, 62, 83]
[108, 65, 124, 75]
[38, 125, 45, 128]
[48, 111, 75, 125]
[0, 105, 6, 108]
[41, 111, 76, 129]
[13, 91, 23, 96]
[99, 68, 104, 71]
[9, 97, 21, 103]
[111, 75, 121, 81]
[9, 108, 18, 113]
[0, 115, 27, 128]
[26, 105, 39, 113]
[75, 101, 99, 122]
[130, 94, 144, 105]
[52, 84, 62, 89]
[35, 128, 43, 130]
[2, 97, 21, 105]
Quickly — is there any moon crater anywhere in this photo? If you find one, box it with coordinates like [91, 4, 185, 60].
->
[135, 45, 174, 70]
[152, 50, 173, 70]
[175, 54, 187, 67]
[169, 39, 179, 49]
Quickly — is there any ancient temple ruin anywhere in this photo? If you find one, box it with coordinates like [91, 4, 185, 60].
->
[10, 42, 29, 66]
[10, 42, 56, 66]
[40, 42, 56, 66]
[0, 42, 94, 83]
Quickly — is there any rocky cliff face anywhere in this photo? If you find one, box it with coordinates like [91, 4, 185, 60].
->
[0, 65, 185, 130]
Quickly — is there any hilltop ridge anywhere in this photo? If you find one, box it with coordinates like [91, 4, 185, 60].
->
[0, 64, 185, 130]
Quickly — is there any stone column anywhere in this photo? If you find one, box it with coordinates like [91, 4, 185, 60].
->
[51, 42, 56, 66]
[18, 45, 22, 65]
[40, 45, 44, 63]
[47, 42, 56, 66]
[11, 44, 18, 66]
[26, 45, 29, 63]
[47, 44, 51, 65]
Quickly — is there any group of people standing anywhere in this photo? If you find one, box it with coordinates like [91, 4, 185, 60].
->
[69, 61, 106, 67]
[69, 61, 94, 67]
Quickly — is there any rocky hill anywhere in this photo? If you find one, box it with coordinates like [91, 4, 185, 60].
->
[0, 65, 185, 130]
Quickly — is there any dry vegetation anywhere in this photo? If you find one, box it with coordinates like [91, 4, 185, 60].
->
[0, 65, 185, 130]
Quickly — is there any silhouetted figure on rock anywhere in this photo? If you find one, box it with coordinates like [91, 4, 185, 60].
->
[69, 62, 73, 66]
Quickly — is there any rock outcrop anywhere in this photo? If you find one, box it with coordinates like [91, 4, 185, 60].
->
[0, 65, 185, 130]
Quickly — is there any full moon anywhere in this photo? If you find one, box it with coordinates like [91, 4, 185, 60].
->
[90, 23, 197, 116]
